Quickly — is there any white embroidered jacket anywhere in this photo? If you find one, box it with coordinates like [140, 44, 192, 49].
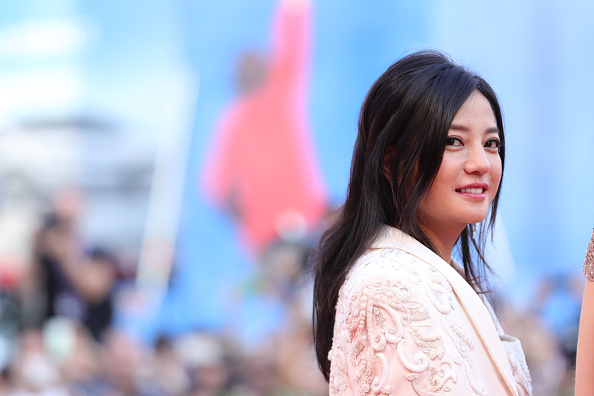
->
[328, 226, 532, 396]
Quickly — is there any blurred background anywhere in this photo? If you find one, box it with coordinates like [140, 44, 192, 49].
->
[0, 0, 592, 395]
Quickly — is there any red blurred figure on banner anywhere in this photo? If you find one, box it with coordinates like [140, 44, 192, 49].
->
[202, 0, 326, 255]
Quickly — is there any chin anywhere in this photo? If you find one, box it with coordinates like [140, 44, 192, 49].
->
[464, 213, 489, 225]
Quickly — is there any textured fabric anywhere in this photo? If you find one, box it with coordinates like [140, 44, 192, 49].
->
[328, 226, 531, 396]
[584, 228, 594, 282]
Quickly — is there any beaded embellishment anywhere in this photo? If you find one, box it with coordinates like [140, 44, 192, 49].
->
[584, 228, 594, 282]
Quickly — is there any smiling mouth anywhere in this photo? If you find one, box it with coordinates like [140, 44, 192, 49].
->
[456, 187, 485, 194]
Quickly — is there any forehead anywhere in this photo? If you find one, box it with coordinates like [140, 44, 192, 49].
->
[450, 91, 498, 132]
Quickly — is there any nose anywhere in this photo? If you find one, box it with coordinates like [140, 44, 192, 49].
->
[464, 145, 490, 175]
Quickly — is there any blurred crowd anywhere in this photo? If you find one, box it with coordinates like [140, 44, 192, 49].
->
[0, 188, 328, 396]
[0, 318, 326, 396]
[0, 187, 584, 396]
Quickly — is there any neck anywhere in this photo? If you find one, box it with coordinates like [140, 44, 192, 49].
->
[421, 224, 465, 263]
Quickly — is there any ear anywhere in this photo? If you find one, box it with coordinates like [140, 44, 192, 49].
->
[382, 146, 394, 183]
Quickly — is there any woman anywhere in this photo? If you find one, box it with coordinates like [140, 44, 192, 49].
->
[312, 51, 532, 395]
[575, 228, 594, 395]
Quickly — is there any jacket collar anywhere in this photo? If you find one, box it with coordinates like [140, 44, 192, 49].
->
[372, 225, 519, 396]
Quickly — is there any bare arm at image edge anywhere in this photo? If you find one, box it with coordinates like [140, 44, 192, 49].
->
[576, 229, 594, 396]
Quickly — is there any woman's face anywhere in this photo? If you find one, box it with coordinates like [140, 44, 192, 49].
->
[417, 90, 502, 236]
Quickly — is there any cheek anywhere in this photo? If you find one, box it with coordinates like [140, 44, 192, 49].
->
[490, 158, 503, 194]
[492, 157, 502, 182]
[432, 159, 456, 186]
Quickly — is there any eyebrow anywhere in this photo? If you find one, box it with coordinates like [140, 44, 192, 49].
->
[449, 124, 500, 134]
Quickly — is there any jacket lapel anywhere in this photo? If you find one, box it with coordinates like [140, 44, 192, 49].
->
[372, 226, 519, 396]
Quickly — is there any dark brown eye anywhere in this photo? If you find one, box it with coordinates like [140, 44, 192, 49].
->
[484, 139, 500, 148]
[446, 137, 463, 146]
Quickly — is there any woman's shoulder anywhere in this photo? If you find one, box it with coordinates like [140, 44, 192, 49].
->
[340, 247, 454, 307]
[349, 247, 436, 278]
[335, 247, 459, 340]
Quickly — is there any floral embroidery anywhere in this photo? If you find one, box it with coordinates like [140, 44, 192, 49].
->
[328, 249, 487, 396]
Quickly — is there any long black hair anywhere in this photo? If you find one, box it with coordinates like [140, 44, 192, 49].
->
[312, 50, 505, 380]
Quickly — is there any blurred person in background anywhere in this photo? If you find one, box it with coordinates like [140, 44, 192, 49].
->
[519, 273, 583, 395]
[0, 278, 21, 386]
[30, 188, 116, 342]
[173, 332, 229, 396]
[260, 241, 326, 395]
[153, 336, 191, 396]
[202, 0, 326, 257]
[575, 228, 594, 395]
[276, 311, 327, 396]
[312, 51, 532, 395]
[0, 366, 10, 394]
[497, 295, 567, 395]
[56, 319, 111, 396]
[99, 327, 161, 396]
[8, 328, 69, 396]
[234, 349, 278, 396]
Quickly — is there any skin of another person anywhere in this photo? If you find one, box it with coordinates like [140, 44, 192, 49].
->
[576, 279, 594, 394]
